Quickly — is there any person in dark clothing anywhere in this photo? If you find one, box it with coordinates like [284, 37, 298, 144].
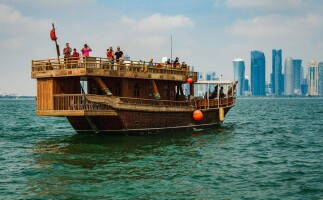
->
[173, 57, 179, 68]
[210, 85, 218, 98]
[115, 46, 124, 63]
[220, 87, 226, 98]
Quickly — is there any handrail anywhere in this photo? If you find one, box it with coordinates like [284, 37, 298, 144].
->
[52, 94, 235, 111]
[31, 57, 196, 76]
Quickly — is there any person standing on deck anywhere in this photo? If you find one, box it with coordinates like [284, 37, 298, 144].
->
[106, 47, 115, 61]
[173, 57, 179, 68]
[81, 44, 92, 57]
[63, 43, 72, 68]
[106, 47, 115, 69]
[72, 48, 80, 68]
[115, 46, 124, 63]
[148, 58, 154, 68]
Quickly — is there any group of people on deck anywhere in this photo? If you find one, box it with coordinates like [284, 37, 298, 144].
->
[208, 85, 226, 99]
[63, 43, 93, 61]
[62, 42, 188, 70]
[106, 46, 124, 63]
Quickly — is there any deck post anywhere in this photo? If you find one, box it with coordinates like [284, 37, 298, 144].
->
[207, 83, 210, 109]
[189, 82, 194, 100]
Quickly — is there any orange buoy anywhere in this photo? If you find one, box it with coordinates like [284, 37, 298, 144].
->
[187, 77, 193, 84]
[193, 110, 203, 121]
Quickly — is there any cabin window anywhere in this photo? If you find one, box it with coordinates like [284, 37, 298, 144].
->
[134, 83, 140, 97]
[115, 84, 121, 96]
[163, 84, 169, 97]
[170, 85, 175, 97]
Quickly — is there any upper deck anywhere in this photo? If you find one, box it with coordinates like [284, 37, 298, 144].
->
[31, 57, 198, 82]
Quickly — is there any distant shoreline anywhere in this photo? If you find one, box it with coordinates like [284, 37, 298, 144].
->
[236, 96, 322, 99]
[0, 96, 36, 99]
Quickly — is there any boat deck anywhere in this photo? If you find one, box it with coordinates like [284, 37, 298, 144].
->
[31, 57, 197, 82]
[37, 94, 235, 116]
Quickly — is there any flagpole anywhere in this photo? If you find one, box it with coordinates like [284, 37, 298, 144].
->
[52, 23, 60, 63]
[171, 34, 172, 63]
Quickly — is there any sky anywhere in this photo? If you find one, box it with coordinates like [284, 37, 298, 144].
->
[0, 0, 322, 95]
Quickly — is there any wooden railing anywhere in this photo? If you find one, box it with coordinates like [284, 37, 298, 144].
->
[118, 97, 194, 107]
[192, 96, 235, 109]
[52, 94, 235, 111]
[53, 94, 111, 111]
[32, 57, 197, 78]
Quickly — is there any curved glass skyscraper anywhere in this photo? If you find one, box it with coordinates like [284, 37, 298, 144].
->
[284, 57, 294, 95]
[271, 49, 282, 95]
[233, 58, 245, 96]
[251, 51, 265, 96]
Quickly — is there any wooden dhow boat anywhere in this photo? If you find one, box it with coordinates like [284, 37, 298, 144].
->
[31, 57, 237, 134]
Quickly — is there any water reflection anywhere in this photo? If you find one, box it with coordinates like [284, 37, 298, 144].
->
[28, 126, 236, 198]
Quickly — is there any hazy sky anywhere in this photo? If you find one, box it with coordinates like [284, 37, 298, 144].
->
[0, 0, 322, 95]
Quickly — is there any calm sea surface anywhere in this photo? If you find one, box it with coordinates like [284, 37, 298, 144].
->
[0, 98, 322, 199]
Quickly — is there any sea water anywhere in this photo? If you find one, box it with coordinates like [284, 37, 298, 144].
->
[0, 98, 322, 199]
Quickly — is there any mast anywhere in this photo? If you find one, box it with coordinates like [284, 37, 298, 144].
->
[171, 34, 173, 63]
[51, 23, 60, 62]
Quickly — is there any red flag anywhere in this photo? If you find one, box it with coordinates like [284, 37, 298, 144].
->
[50, 28, 57, 41]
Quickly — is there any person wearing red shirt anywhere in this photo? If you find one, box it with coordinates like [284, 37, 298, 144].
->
[72, 48, 80, 68]
[106, 47, 115, 69]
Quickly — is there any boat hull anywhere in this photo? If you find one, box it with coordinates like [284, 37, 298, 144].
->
[66, 106, 232, 135]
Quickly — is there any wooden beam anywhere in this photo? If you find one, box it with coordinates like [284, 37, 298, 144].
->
[36, 110, 118, 117]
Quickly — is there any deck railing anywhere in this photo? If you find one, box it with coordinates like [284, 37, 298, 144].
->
[118, 97, 194, 107]
[53, 94, 111, 111]
[32, 57, 197, 78]
[52, 94, 235, 111]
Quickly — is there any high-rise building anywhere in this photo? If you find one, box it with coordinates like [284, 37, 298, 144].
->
[271, 49, 283, 95]
[293, 59, 302, 94]
[307, 60, 319, 96]
[206, 71, 218, 81]
[233, 58, 245, 96]
[284, 57, 294, 95]
[244, 76, 250, 92]
[301, 83, 308, 96]
[265, 82, 273, 95]
[318, 62, 323, 96]
[251, 51, 266, 96]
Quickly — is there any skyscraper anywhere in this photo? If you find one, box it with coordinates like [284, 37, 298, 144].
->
[293, 59, 302, 95]
[244, 76, 250, 92]
[233, 58, 245, 96]
[318, 62, 323, 96]
[307, 60, 319, 96]
[284, 57, 294, 95]
[271, 49, 282, 95]
[251, 51, 266, 96]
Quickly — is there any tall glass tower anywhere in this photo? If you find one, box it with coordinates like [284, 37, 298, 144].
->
[271, 49, 282, 95]
[293, 59, 302, 94]
[284, 57, 294, 95]
[318, 62, 323, 96]
[307, 60, 319, 96]
[233, 58, 245, 96]
[251, 51, 266, 96]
